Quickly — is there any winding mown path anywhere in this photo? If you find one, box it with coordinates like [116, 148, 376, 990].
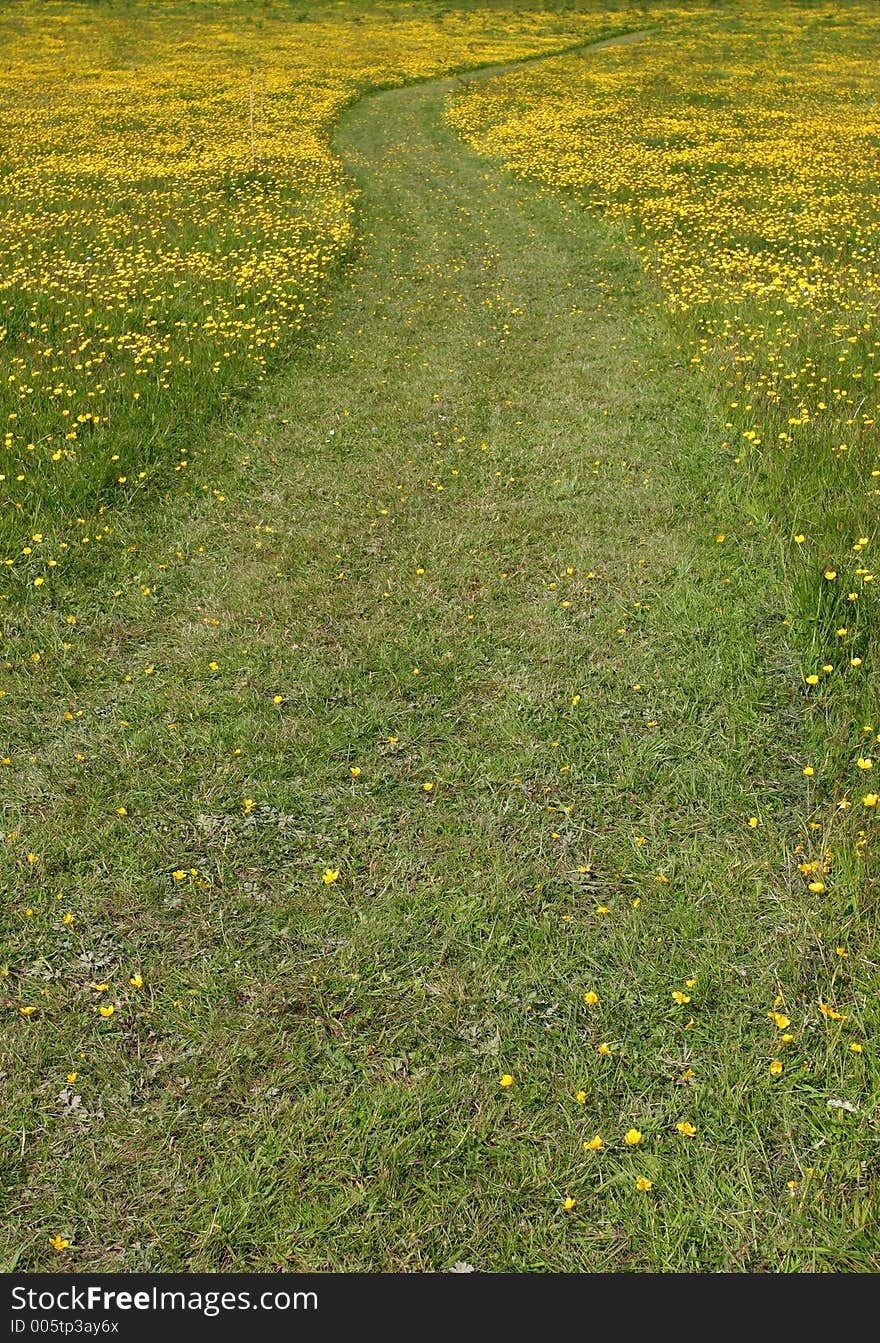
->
[12, 35, 825, 1272]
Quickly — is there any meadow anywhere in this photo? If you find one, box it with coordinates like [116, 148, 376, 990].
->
[1, 0, 878, 1272]
[0, 0, 632, 555]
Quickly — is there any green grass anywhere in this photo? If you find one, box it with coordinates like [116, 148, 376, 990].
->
[2, 7, 879, 1272]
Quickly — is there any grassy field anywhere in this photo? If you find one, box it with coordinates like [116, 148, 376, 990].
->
[2, 1, 879, 1272]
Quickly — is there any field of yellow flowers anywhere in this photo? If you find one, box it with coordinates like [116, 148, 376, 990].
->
[448, 5, 880, 795]
[0, 0, 630, 564]
[2, 0, 879, 1274]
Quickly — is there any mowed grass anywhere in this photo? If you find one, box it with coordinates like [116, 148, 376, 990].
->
[2, 6, 879, 1272]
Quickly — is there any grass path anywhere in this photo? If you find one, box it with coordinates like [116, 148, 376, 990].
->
[8, 39, 867, 1272]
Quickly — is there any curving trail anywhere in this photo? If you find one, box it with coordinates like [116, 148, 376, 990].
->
[10, 34, 806, 1272]
[196, 47, 787, 1268]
